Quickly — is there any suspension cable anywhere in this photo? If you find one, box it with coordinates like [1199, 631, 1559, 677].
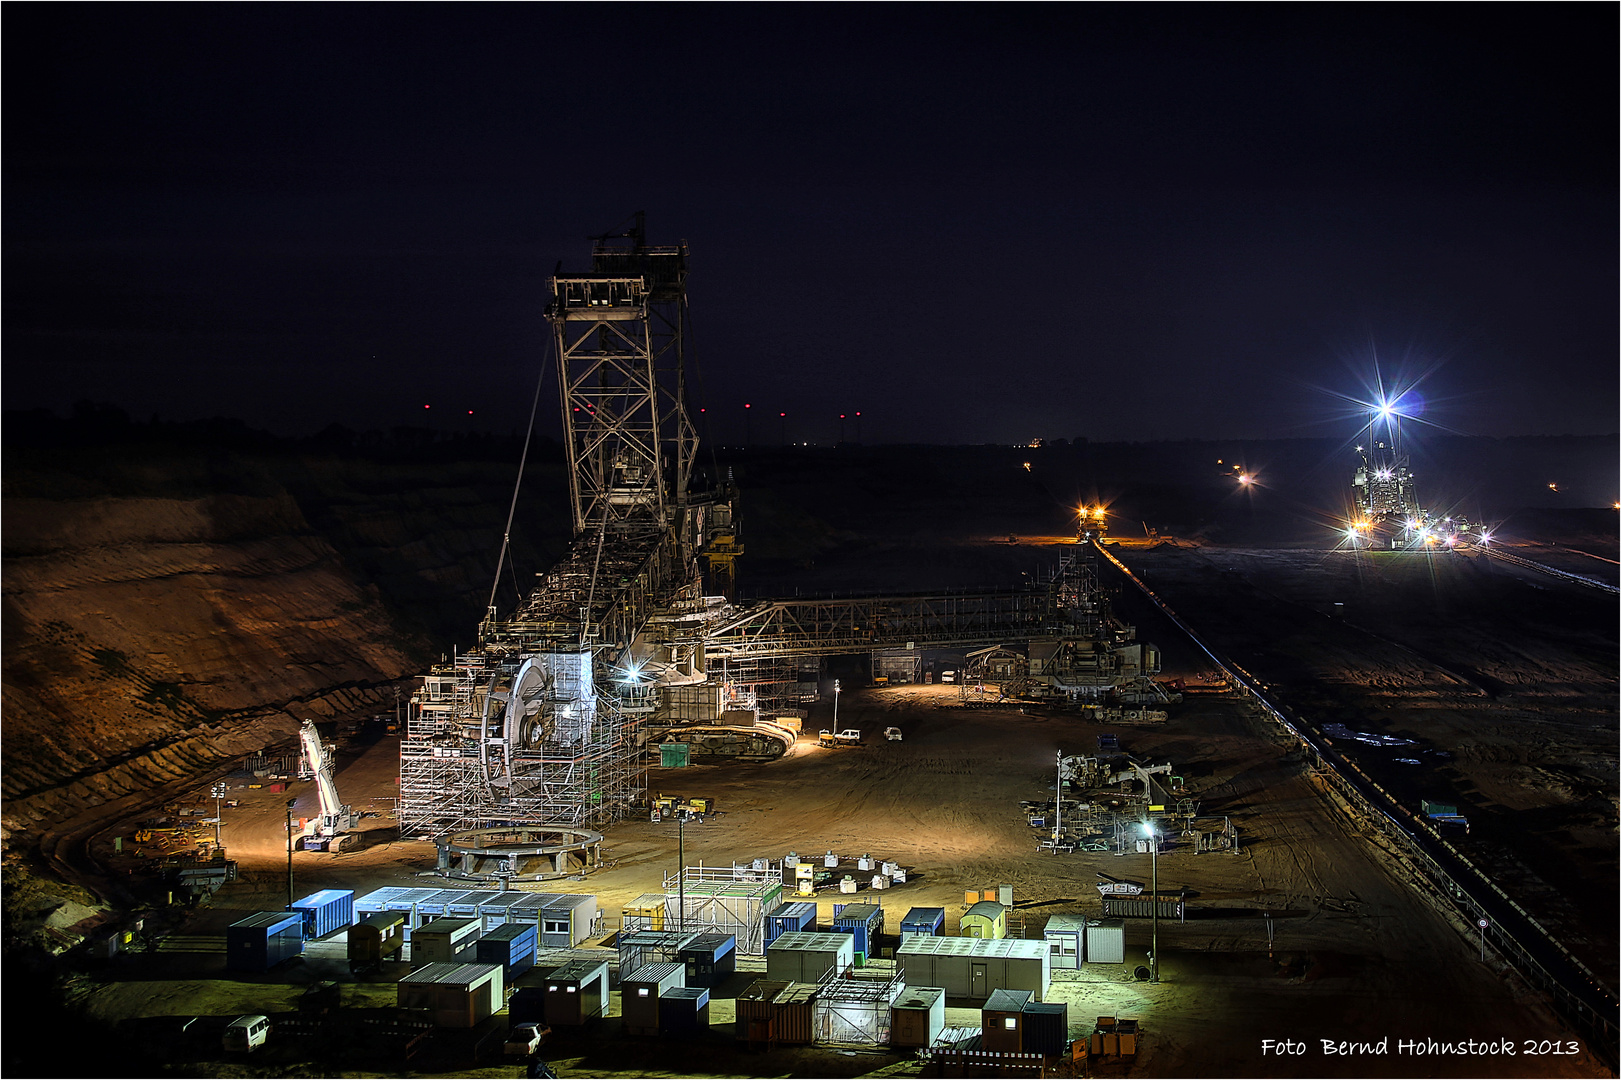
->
[486, 329, 554, 617]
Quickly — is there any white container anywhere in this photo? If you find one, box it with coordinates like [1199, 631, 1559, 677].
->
[397, 962, 505, 1028]
[1085, 919, 1125, 965]
[881, 861, 898, 876]
[824, 852, 839, 868]
[1043, 913, 1085, 970]
[857, 855, 875, 871]
[765, 931, 855, 983]
[895, 937, 1050, 1001]
[871, 875, 889, 890]
[891, 868, 907, 884]
[839, 876, 858, 894]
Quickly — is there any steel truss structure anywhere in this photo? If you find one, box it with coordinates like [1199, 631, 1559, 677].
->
[399, 219, 1171, 841]
[694, 589, 1071, 659]
[401, 218, 709, 839]
[662, 863, 785, 955]
[813, 964, 905, 1045]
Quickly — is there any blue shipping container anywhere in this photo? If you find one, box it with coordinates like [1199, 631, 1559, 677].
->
[900, 906, 946, 939]
[227, 911, 305, 972]
[288, 888, 355, 940]
[831, 903, 885, 961]
[764, 901, 817, 947]
[476, 921, 539, 977]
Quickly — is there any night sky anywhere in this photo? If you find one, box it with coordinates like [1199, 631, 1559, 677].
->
[6, 6, 1616, 446]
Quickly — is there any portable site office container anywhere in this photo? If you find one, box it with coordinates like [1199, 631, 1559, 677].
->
[982, 988, 1034, 1052]
[1023, 1001, 1070, 1058]
[353, 886, 548, 937]
[226, 911, 304, 972]
[475, 922, 538, 978]
[735, 980, 817, 1045]
[348, 911, 407, 971]
[677, 933, 737, 988]
[1085, 919, 1125, 964]
[890, 986, 946, 1048]
[396, 961, 504, 1029]
[659, 986, 710, 1036]
[621, 961, 685, 1036]
[449, 890, 533, 932]
[1043, 913, 1085, 969]
[959, 900, 1007, 940]
[830, 902, 885, 963]
[900, 906, 945, 942]
[766, 931, 855, 984]
[895, 936, 1050, 1002]
[622, 893, 668, 932]
[764, 901, 817, 947]
[537, 893, 598, 947]
[544, 958, 610, 1025]
[412, 917, 483, 964]
[287, 889, 355, 940]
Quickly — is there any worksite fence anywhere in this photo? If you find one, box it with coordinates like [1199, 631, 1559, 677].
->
[1095, 542, 1619, 1063]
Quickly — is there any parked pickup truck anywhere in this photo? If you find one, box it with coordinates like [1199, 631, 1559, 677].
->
[819, 729, 862, 746]
[505, 1022, 550, 1057]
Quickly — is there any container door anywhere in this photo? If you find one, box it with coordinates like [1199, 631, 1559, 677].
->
[970, 962, 987, 997]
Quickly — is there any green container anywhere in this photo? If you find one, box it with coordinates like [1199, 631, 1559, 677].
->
[661, 743, 691, 768]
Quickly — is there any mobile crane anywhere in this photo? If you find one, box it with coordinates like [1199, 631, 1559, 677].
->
[298, 719, 360, 849]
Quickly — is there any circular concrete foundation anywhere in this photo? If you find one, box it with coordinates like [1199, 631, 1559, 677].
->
[435, 824, 604, 882]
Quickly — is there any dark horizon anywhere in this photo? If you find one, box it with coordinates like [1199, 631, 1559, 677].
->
[7, 403, 1616, 514]
[5, 7, 1616, 446]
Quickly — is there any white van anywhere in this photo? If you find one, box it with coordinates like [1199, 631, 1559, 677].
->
[222, 1014, 269, 1052]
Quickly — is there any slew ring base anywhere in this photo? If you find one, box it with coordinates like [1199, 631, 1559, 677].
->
[434, 825, 605, 882]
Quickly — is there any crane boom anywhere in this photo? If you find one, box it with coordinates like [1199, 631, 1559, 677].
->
[299, 719, 353, 835]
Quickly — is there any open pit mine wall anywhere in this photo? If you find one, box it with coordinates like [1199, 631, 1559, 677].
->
[1, 445, 574, 877]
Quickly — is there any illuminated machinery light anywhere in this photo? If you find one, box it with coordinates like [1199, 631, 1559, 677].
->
[1238, 473, 1252, 485]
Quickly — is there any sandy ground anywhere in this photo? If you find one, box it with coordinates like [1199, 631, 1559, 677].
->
[82, 673, 1608, 1077]
[1104, 540, 1619, 992]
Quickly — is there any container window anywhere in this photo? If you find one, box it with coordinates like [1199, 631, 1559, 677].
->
[637, 988, 650, 997]
[1004, 1017, 1018, 1029]
[566, 986, 577, 993]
